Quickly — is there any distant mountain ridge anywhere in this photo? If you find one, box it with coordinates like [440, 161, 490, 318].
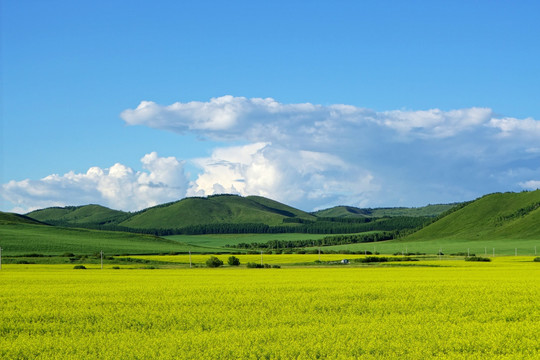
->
[313, 203, 458, 218]
[26, 194, 456, 230]
[5, 190, 540, 255]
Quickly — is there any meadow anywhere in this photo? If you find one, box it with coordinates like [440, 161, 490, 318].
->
[0, 223, 194, 256]
[317, 237, 540, 256]
[164, 233, 361, 249]
[0, 257, 538, 359]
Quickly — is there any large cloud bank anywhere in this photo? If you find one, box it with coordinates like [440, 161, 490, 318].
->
[2, 152, 188, 212]
[3, 96, 540, 212]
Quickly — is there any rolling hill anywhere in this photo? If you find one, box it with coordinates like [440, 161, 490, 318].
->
[26, 195, 455, 231]
[405, 190, 540, 241]
[0, 210, 193, 256]
[119, 194, 317, 229]
[0, 211, 46, 226]
[314, 203, 457, 218]
[27, 204, 129, 226]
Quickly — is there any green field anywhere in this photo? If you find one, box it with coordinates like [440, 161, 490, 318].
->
[164, 232, 372, 248]
[0, 223, 193, 256]
[0, 258, 538, 359]
[315, 237, 540, 256]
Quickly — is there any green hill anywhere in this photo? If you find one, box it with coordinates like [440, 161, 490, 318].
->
[119, 194, 317, 229]
[0, 211, 46, 225]
[27, 204, 129, 226]
[314, 204, 457, 218]
[406, 190, 540, 241]
[0, 211, 194, 256]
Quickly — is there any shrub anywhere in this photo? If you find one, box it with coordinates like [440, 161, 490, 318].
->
[465, 256, 491, 262]
[206, 256, 223, 268]
[227, 256, 241, 266]
[62, 252, 75, 257]
[73, 265, 86, 269]
[533, 257, 540, 262]
[271, 265, 281, 269]
[451, 252, 476, 256]
[355, 256, 389, 263]
[247, 262, 264, 268]
[16, 260, 34, 264]
[112, 266, 120, 269]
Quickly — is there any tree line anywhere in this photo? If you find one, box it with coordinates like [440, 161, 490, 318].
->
[42, 216, 432, 236]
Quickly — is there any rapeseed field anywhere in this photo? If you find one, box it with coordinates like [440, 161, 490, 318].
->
[0, 258, 538, 359]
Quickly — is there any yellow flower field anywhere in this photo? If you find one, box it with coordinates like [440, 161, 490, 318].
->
[0, 258, 538, 359]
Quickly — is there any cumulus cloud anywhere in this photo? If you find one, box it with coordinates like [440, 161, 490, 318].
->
[5, 96, 540, 212]
[519, 180, 540, 190]
[120, 96, 496, 144]
[187, 142, 379, 209]
[119, 96, 540, 208]
[488, 117, 540, 138]
[1, 152, 188, 212]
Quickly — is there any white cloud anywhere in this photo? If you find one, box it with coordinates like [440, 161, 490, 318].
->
[376, 107, 492, 138]
[1, 152, 188, 212]
[5, 96, 540, 212]
[519, 180, 540, 190]
[187, 143, 379, 209]
[119, 96, 540, 208]
[121, 96, 496, 144]
[488, 117, 540, 138]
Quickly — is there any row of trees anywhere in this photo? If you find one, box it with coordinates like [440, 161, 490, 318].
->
[45, 216, 432, 236]
[228, 231, 400, 250]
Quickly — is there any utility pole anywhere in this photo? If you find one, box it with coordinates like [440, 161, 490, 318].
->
[100, 250, 103, 270]
[0, 247, 2, 270]
[189, 250, 192, 268]
[260, 250, 263, 266]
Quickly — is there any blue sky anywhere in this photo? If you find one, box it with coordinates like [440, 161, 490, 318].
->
[2, 0, 540, 212]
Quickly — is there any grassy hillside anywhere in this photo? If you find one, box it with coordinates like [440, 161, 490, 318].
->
[119, 194, 316, 229]
[406, 190, 540, 241]
[314, 204, 457, 218]
[27, 204, 129, 225]
[0, 211, 45, 225]
[0, 211, 195, 255]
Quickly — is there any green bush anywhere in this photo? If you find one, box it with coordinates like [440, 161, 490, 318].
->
[355, 256, 389, 263]
[206, 256, 223, 268]
[16, 260, 34, 264]
[73, 265, 86, 269]
[533, 257, 540, 262]
[246, 262, 279, 269]
[227, 256, 240, 266]
[465, 256, 491, 262]
[451, 252, 476, 256]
